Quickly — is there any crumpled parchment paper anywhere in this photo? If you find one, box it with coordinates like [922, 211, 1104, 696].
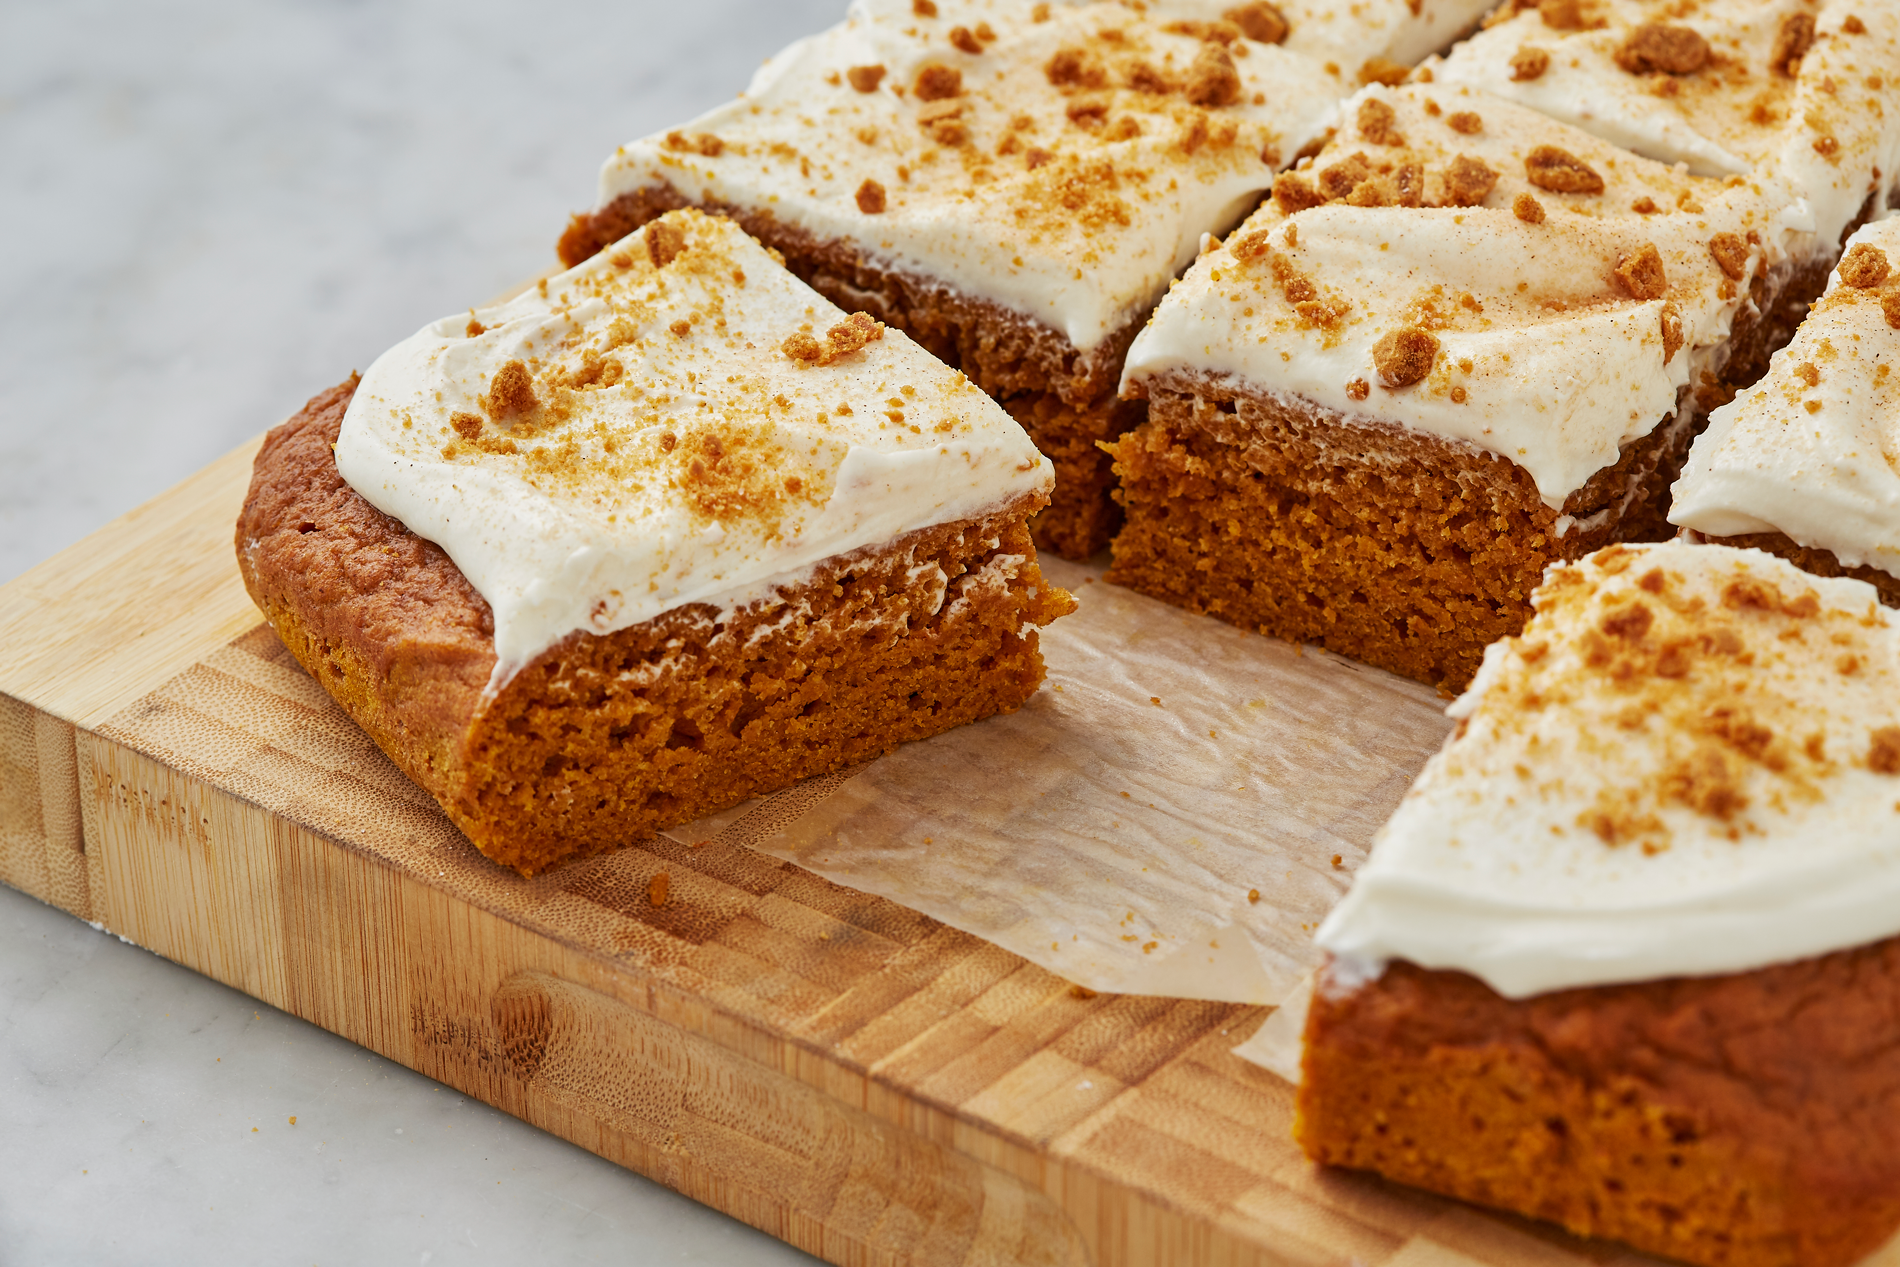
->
[661, 556, 1452, 1007]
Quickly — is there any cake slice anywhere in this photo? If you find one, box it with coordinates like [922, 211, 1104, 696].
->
[555, 0, 1495, 558]
[236, 209, 1073, 876]
[1672, 215, 1900, 604]
[1110, 83, 1805, 688]
[1299, 539, 1900, 1267]
[1430, 0, 1900, 382]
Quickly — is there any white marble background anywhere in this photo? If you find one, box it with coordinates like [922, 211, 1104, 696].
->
[2, 1, 845, 1262]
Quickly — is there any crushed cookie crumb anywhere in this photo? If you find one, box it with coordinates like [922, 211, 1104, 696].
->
[1794, 361, 1821, 387]
[1272, 169, 1327, 213]
[663, 130, 724, 157]
[855, 178, 888, 213]
[1346, 377, 1371, 401]
[1615, 24, 1710, 75]
[913, 0, 936, 14]
[1525, 145, 1605, 194]
[847, 64, 887, 92]
[646, 220, 688, 268]
[1871, 728, 1900, 774]
[1510, 46, 1551, 81]
[485, 360, 538, 419]
[1225, 1, 1289, 43]
[464, 315, 486, 338]
[1844, 14, 1866, 34]
[1631, 195, 1660, 214]
[1373, 327, 1438, 388]
[949, 25, 983, 54]
[1357, 98, 1404, 146]
[1614, 242, 1669, 300]
[1185, 44, 1243, 107]
[920, 98, 968, 145]
[1708, 232, 1749, 281]
[1046, 46, 1107, 89]
[1513, 191, 1547, 223]
[1446, 110, 1483, 134]
[1881, 291, 1900, 329]
[1443, 154, 1500, 206]
[783, 312, 885, 367]
[1539, 0, 1584, 29]
[450, 412, 483, 440]
[914, 63, 962, 101]
[1660, 302, 1684, 361]
[1840, 243, 1891, 288]
[1771, 12, 1816, 76]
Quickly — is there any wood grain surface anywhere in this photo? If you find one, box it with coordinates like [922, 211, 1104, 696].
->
[0, 432, 1701, 1267]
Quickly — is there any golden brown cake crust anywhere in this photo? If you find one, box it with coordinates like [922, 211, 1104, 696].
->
[237, 380, 1073, 875]
[1103, 370, 1692, 689]
[1297, 951, 1900, 1267]
[558, 185, 1143, 559]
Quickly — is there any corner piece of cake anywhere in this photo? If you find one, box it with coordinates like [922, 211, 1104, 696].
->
[1673, 215, 1900, 605]
[1111, 83, 1806, 687]
[554, 0, 1495, 558]
[1431, 0, 1900, 377]
[235, 208, 1073, 876]
[1298, 539, 1900, 1267]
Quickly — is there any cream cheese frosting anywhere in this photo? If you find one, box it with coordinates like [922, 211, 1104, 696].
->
[1121, 84, 1808, 507]
[1429, 0, 1900, 255]
[1672, 215, 1900, 575]
[590, 0, 1493, 358]
[334, 209, 1053, 673]
[1317, 539, 1900, 998]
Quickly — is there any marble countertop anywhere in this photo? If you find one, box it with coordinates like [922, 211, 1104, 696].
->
[1, 2, 842, 1261]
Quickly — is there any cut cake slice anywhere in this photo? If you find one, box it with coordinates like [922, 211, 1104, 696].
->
[1672, 214, 1900, 604]
[236, 209, 1073, 875]
[1299, 539, 1900, 1267]
[1110, 83, 1806, 687]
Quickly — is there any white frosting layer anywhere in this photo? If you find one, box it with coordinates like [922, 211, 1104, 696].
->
[1431, 0, 1900, 254]
[594, 0, 1492, 356]
[1123, 84, 1807, 507]
[1318, 540, 1900, 998]
[1673, 215, 1900, 576]
[335, 210, 1052, 672]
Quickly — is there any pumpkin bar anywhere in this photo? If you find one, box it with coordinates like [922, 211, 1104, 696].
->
[1300, 539, 1900, 1267]
[1673, 215, 1900, 605]
[1110, 84, 1806, 688]
[236, 210, 1073, 875]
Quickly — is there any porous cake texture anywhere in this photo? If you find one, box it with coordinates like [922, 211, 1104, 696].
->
[1301, 540, 1900, 1267]
[237, 211, 1072, 876]
[1673, 215, 1900, 604]
[1111, 83, 1806, 688]
[555, 0, 1493, 558]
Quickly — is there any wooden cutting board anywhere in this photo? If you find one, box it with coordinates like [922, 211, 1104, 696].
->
[0, 432, 1671, 1267]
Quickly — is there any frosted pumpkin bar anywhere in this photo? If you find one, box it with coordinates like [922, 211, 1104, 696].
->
[1298, 540, 1900, 1267]
[1110, 84, 1805, 687]
[235, 209, 1073, 876]
[555, 0, 1494, 558]
[1673, 215, 1900, 604]
[1431, 0, 1900, 382]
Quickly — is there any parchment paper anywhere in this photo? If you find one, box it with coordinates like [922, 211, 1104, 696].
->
[660, 556, 1453, 1006]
